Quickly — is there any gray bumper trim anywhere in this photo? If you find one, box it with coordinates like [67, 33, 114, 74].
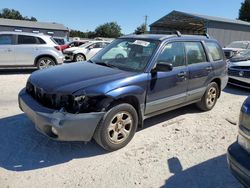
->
[18, 89, 105, 141]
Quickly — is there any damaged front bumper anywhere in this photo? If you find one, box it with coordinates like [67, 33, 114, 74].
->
[18, 89, 105, 141]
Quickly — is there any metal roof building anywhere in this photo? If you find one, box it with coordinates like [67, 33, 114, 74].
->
[0, 18, 69, 38]
[150, 10, 250, 46]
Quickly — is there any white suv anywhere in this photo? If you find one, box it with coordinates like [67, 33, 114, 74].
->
[0, 31, 64, 69]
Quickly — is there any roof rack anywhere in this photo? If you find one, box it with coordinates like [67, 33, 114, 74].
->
[204, 33, 210, 39]
[175, 30, 182, 37]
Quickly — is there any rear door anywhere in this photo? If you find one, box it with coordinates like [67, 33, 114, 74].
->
[184, 41, 214, 101]
[145, 41, 188, 115]
[0, 34, 15, 65]
[14, 35, 42, 65]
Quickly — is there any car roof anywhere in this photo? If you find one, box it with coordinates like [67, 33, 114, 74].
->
[120, 34, 213, 42]
[0, 31, 50, 38]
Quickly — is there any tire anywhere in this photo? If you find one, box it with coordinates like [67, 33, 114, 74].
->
[74, 54, 86, 62]
[94, 103, 138, 151]
[115, 54, 124, 59]
[196, 82, 219, 111]
[37, 57, 56, 70]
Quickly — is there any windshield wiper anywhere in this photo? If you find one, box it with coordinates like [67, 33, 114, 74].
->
[95, 61, 117, 69]
[88, 59, 94, 63]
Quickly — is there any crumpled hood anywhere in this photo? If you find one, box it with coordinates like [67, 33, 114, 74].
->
[230, 55, 250, 62]
[29, 62, 135, 95]
[223, 47, 244, 52]
[229, 60, 250, 67]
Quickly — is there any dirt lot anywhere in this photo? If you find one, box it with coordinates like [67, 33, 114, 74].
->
[0, 69, 248, 188]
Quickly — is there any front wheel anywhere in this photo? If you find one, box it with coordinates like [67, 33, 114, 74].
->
[74, 54, 86, 62]
[196, 82, 219, 111]
[94, 103, 138, 151]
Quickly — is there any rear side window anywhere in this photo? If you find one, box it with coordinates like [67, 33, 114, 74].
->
[206, 42, 223, 61]
[18, 35, 37, 44]
[37, 37, 46, 44]
[157, 42, 185, 67]
[0, 34, 13, 45]
[185, 42, 207, 64]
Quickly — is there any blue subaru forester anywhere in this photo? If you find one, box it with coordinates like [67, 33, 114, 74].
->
[18, 34, 228, 151]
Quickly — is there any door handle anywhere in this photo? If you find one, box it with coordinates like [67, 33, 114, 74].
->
[177, 71, 187, 78]
[7, 49, 12, 52]
[206, 66, 213, 72]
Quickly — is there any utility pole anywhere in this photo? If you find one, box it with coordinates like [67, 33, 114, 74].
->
[144, 15, 148, 31]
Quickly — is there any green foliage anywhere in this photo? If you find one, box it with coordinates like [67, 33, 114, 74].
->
[95, 22, 122, 38]
[134, 24, 147, 34]
[0, 8, 37, 21]
[239, 0, 250, 22]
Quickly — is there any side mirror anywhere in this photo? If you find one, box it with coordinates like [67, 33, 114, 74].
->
[88, 46, 94, 50]
[152, 62, 173, 72]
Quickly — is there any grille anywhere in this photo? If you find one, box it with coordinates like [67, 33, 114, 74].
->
[228, 68, 250, 78]
[26, 81, 71, 110]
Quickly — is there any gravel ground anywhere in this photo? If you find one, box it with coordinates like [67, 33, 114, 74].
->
[0, 69, 249, 188]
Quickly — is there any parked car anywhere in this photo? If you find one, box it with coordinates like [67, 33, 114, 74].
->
[228, 60, 250, 89]
[0, 31, 64, 69]
[60, 40, 88, 52]
[53, 37, 67, 45]
[18, 34, 228, 151]
[227, 97, 250, 188]
[230, 49, 250, 62]
[63, 41, 110, 61]
[223, 41, 250, 59]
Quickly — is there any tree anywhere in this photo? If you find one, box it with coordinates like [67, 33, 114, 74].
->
[134, 24, 147, 34]
[239, 0, 250, 22]
[95, 22, 122, 38]
[0, 8, 37, 21]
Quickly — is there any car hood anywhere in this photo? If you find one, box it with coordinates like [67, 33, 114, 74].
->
[29, 62, 136, 95]
[230, 55, 250, 62]
[223, 47, 244, 52]
[229, 60, 250, 67]
[64, 47, 79, 53]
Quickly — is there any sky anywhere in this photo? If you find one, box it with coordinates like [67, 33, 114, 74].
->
[0, 0, 244, 34]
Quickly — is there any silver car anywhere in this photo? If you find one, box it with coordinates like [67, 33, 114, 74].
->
[0, 31, 64, 69]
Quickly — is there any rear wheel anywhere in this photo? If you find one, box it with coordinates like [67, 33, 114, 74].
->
[36, 57, 56, 69]
[94, 103, 138, 151]
[74, 54, 86, 62]
[196, 82, 219, 111]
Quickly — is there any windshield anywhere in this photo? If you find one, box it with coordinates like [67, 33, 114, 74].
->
[227, 41, 249, 49]
[79, 42, 94, 48]
[91, 38, 159, 72]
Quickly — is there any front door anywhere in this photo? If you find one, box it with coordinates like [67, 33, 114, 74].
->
[145, 42, 188, 115]
[0, 34, 15, 65]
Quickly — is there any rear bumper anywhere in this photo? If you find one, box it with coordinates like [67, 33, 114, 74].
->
[56, 55, 65, 64]
[18, 89, 105, 141]
[227, 142, 250, 188]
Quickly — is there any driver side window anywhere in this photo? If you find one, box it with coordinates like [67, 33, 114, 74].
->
[157, 42, 185, 68]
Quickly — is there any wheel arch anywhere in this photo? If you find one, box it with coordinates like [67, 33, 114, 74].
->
[34, 54, 58, 66]
[210, 78, 221, 98]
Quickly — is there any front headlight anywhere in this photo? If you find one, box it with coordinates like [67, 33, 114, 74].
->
[74, 95, 86, 103]
[238, 134, 250, 153]
[242, 102, 249, 113]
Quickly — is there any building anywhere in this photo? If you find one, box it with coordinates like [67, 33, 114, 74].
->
[0, 18, 69, 38]
[150, 10, 250, 46]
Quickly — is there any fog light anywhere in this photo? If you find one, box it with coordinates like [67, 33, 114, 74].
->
[51, 127, 58, 135]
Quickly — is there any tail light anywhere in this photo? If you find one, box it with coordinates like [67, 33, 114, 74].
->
[54, 46, 61, 51]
